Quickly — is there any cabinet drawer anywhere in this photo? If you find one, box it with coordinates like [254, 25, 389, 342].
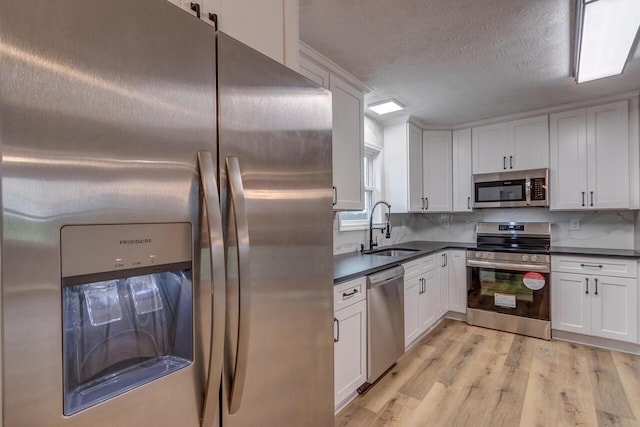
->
[334, 276, 366, 311]
[403, 254, 436, 279]
[552, 256, 638, 278]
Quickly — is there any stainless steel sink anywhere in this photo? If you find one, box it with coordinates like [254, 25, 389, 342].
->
[366, 248, 419, 257]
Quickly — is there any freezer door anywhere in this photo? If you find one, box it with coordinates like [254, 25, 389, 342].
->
[0, 1, 218, 426]
[217, 33, 334, 427]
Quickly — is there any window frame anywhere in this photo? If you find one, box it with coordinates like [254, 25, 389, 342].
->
[338, 143, 384, 231]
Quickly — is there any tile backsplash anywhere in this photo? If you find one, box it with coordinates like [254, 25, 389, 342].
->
[333, 208, 638, 254]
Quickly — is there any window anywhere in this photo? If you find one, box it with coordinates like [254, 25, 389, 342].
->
[339, 144, 383, 231]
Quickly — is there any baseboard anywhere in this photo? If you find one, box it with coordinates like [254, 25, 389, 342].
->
[335, 390, 359, 415]
[444, 310, 467, 322]
[552, 329, 640, 355]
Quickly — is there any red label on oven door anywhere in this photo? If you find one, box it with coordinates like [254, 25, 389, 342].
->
[523, 272, 546, 290]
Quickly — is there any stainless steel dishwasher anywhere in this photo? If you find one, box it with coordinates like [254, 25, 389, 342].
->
[363, 265, 405, 389]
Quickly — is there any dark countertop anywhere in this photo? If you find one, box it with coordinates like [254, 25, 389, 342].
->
[548, 246, 640, 259]
[334, 241, 640, 284]
[334, 241, 475, 284]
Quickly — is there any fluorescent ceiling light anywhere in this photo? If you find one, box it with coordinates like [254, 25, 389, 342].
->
[368, 100, 404, 115]
[575, 0, 640, 83]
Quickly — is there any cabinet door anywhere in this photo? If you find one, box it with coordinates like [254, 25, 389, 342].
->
[591, 276, 637, 343]
[298, 56, 330, 89]
[472, 123, 509, 174]
[404, 281, 421, 349]
[330, 74, 364, 211]
[423, 131, 452, 212]
[334, 300, 367, 407]
[551, 272, 590, 335]
[419, 270, 437, 332]
[437, 253, 449, 318]
[587, 101, 629, 209]
[447, 250, 467, 314]
[408, 124, 424, 213]
[509, 115, 549, 171]
[452, 129, 473, 212]
[549, 109, 588, 210]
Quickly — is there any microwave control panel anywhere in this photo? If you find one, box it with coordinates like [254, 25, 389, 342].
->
[531, 177, 546, 201]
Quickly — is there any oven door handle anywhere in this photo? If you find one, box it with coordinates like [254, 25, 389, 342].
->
[466, 259, 550, 273]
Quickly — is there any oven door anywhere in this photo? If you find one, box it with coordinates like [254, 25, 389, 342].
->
[467, 259, 550, 321]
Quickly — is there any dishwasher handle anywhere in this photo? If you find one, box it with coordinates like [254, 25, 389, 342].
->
[367, 265, 405, 289]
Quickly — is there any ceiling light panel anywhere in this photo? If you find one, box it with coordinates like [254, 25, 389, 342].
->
[576, 0, 640, 83]
[368, 100, 404, 115]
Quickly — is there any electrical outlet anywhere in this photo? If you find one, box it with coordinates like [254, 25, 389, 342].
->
[570, 219, 580, 231]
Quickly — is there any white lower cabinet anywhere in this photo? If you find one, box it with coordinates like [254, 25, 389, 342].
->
[447, 250, 467, 314]
[436, 252, 449, 318]
[403, 255, 437, 348]
[404, 252, 456, 349]
[333, 278, 367, 409]
[552, 256, 638, 344]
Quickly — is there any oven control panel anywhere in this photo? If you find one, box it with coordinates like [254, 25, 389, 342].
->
[467, 250, 550, 265]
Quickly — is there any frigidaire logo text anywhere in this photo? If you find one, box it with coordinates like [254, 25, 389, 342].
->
[120, 238, 152, 245]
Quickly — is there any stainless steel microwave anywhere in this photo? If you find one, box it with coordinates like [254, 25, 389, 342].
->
[473, 168, 548, 208]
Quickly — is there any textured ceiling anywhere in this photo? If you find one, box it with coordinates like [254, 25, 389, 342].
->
[299, 0, 640, 127]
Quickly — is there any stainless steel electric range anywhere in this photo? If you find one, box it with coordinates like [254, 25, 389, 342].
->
[467, 222, 551, 340]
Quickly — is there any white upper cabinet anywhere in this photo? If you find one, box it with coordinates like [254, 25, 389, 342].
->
[423, 131, 453, 212]
[407, 124, 424, 213]
[170, 0, 299, 69]
[330, 74, 364, 211]
[509, 116, 550, 171]
[452, 129, 473, 212]
[586, 102, 629, 209]
[384, 122, 422, 213]
[550, 100, 631, 210]
[472, 115, 549, 174]
[384, 124, 452, 213]
[298, 45, 368, 211]
[472, 123, 509, 174]
[549, 109, 588, 210]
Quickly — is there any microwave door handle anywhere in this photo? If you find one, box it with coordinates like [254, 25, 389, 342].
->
[226, 157, 251, 415]
[197, 151, 226, 427]
[525, 179, 531, 206]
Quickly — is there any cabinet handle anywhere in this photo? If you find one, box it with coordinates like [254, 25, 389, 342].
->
[581, 263, 603, 269]
[208, 12, 218, 30]
[422, 278, 426, 294]
[582, 192, 585, 207]
[418, 278, 422, 294]
[190, 2, 201, 18]
[590, 191, 594, 207]
[594, 278, 598, 296]
[585, 277, 589, 294]
[425, 197, 429, 210]
[342, 289, 358, 299]
[332, 186, 337, 206]
[509, 155, 513, 169]
[503, 156, 507, 170]
[445, 253, 448, 267]
[334, 317, 339, 342]
[467, 196, 471, 210]
[421, 197, 425, 210]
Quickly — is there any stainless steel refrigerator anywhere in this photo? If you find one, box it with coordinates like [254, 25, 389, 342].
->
[0, 1, 334, 426]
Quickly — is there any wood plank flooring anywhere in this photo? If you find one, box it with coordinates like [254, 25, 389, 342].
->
[336, 319, 640, 427]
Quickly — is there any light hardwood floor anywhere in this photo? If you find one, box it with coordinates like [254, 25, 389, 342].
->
[336, 319, 640, 427]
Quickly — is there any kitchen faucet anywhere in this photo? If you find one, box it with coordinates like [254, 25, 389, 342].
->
[368, 200, 392, 251]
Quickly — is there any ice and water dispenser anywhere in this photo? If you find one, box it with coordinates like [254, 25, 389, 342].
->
[60, 223, 194, 415]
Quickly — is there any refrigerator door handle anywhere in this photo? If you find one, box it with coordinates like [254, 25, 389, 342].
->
[197, 151, 226, 427]
[226, 156, 251, 415]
